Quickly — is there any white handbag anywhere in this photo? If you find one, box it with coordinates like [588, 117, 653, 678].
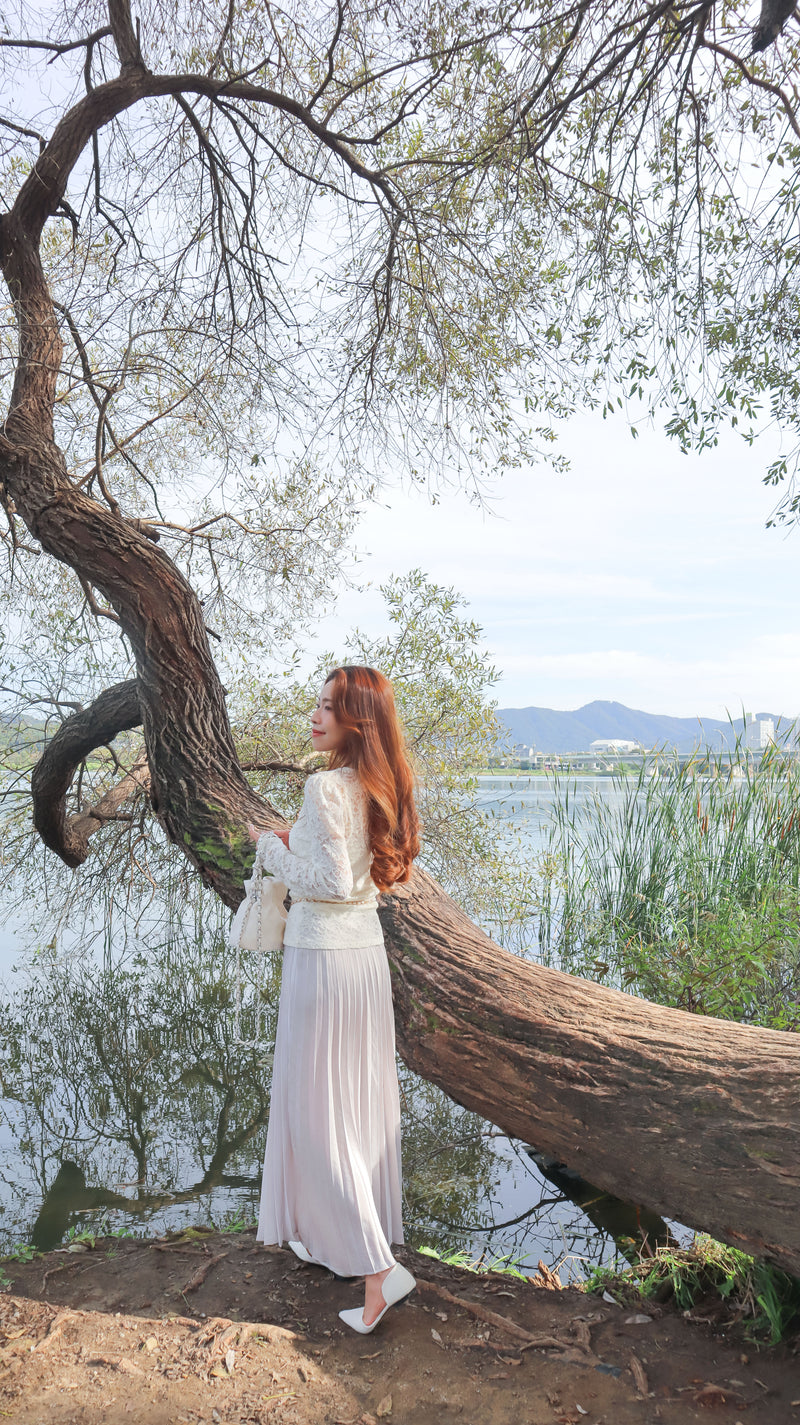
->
[230, 839, 287, 955]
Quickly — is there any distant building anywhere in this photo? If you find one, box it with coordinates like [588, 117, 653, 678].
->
[513, 743, 536, 760]
[589, 738, 642, 754]
[745, 715, 775, 751]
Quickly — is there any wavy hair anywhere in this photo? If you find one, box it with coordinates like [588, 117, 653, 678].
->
[324, 665, 420, 891]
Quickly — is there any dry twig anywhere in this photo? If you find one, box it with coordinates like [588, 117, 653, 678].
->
[629, 1352, 649, 1397]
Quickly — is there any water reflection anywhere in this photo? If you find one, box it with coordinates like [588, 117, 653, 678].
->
[31, 1162, 130, 1251]
[525, 1150, 678, 1263]
[0, 908, 672, 1277]
[0, 927, 276, 1249]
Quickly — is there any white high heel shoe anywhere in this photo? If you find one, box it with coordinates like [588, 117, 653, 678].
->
[338, 1262, 416, 1334]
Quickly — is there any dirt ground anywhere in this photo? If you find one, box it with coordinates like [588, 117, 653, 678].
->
[0, 1229, 798, 1424]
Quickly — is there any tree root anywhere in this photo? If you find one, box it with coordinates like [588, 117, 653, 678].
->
[85, 1352, 146, 1376]
[213, 1320, 297, 1352]
[41, 1257, 91, 1293]
[180, 1251, 228, 1294]
[31, 1310, 82, 1352]
[415, 1278, 594, 1357]
[151, 1243, 212, 1255]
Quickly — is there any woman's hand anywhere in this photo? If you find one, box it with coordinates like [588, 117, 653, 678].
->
[247, 821, 292, 848]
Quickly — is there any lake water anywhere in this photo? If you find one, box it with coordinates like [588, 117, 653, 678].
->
[0, 777, 684, 1278]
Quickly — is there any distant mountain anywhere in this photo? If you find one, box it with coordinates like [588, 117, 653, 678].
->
[498, 700, 795, 755]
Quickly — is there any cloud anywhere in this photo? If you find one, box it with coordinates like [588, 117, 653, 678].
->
[310, 412, 800, 718]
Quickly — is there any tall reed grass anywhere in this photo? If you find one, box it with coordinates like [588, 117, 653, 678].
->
[535, 739, 800, 1028]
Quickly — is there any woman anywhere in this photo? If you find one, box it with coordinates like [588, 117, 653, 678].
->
[247, 665, 420, 1333]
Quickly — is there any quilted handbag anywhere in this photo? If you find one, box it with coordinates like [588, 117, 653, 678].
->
[230, 839, 287, 954]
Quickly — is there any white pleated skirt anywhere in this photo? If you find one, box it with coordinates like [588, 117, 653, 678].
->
[256, 941, 404, 1277]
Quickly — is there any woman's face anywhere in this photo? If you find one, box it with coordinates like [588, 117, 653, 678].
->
[311, 683, 347, 753]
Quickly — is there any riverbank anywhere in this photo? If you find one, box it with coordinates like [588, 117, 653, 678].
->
[1, 1229, 798, 1423]
[474, 766, 644, 777]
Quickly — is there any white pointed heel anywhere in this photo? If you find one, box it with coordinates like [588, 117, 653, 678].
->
[338, 1262, 416, 1334]
[289, 1240, 321, 1266]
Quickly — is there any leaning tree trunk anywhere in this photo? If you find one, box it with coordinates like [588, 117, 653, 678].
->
[2, 0, 800, 1282]
[381, 874, 800, 1277]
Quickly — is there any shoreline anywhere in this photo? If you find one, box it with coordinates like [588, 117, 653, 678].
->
[2, 1229, 798, 1424]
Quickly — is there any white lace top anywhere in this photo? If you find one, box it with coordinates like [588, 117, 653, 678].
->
[256, 766, 382, 949]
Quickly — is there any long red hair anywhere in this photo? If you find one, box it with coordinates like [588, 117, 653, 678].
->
[324, 666, 420, 891]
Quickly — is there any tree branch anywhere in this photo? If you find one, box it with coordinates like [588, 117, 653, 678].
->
[0, 117, 46, 150]
[107, 0, 146, 74]
[30, 678, 143, 866]
[69, 752, 151, 839]
[0, 29, 112, 58]
[208, 0, 236, 77]
[7, 67, 407, 249]
[702, 38, 800, 140]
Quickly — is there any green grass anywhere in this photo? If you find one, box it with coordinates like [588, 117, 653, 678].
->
[417, 1244, 529, 1279]
[585, 1236, 800, 1344]
[213, 1209, 257, 1235]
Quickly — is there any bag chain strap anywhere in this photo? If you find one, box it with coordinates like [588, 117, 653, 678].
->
[234, 838, 271, 1048]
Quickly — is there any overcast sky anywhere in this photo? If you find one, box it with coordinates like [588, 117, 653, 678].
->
[311, 410, 800, 719]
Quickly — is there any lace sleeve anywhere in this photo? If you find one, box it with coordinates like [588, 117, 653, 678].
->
[256, 773, 354, 901]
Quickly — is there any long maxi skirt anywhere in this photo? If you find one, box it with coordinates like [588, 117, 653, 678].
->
[256, 941, 404, 1277]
